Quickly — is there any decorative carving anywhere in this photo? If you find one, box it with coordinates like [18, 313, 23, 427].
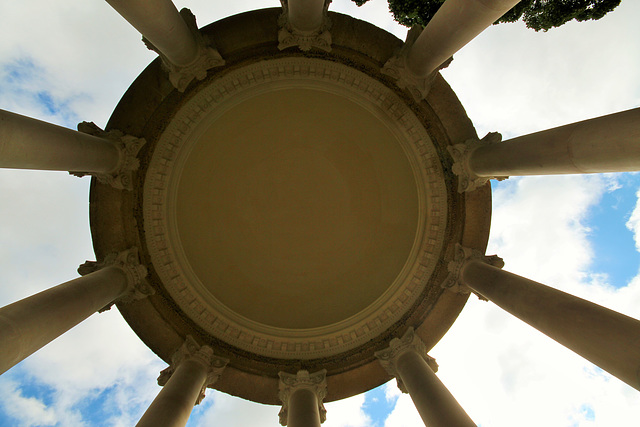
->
[374, 327, 438, 393]
[442, 244, 504, 296]
[278, 0, 332, 52]
[278, 369, 327, 425]
[447, 132, 508, 192]
[71, 121, 145, 191]
[78, 247, 151, 311]
[144, 58, 448, 359]
[381, 26, 452, 101]
[144, 8, 225, 92]
[158, 336, 229, 405]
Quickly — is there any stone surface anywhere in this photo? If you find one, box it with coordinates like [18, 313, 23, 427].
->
[89, 8, 491, 404]
[375, 327, 438, 393]
[77, 247, 150, 310]
[278, 0, 332, 51]
[279, 370, 327, 426]
[157, 336, 228, 405]
[448, 132, 508, 193]
[442, 244, 504, 296]
[381, 26, 452, 101]
[143, 8, 225, 92]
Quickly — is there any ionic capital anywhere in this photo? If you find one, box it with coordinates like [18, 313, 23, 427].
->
[278, 369, 327, 425]
[278, 0, 332, 52]
[144, 8, 225, 92]
[447, 132, 508, 192]
[375, 327, 437, 393]
[381, 26, 452, 102]
[77, 247, 151, 309]
[71, 121, 145, 191]
[443, 244, 504, 295]
[157, 335, 229, 405]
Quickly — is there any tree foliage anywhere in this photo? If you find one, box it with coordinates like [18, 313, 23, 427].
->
[352, 0, 621, 31]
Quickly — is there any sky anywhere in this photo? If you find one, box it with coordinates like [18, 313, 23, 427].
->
[1, 0, 640, 426]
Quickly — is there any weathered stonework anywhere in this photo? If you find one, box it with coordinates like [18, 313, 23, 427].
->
[72, 121, 145, 191]
[381, 26, 452, 102]
[375, 327, 438, 393]
[443, 244, 504, 296]
[448, 132, 508, 192]
[278, 0, 332, 52]
[278, 369, 327, 425]
[144, 8, 225, 92]
[77, 247, 151, 310]
[157, 336, 228, 405]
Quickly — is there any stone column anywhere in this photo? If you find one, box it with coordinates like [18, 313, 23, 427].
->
[288, 0, 326, 31]
[376, 328, 476, 427]
[0, 109, 120, 173]
[383, 0, 519, 100]
[468, 108, 640, 178]
[407, 0, 520, 77]
[0, 248, 147, 375]
[137, 336, 228, 427]
[278, 370, 327, 427]
[278, 0, 332, 52]
[445, 244, 640, 391]
[105, 1, 224, 91]
[0, 111, 145, 190]
[106, 0, 198, 66]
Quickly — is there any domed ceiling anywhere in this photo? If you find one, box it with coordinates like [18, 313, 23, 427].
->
[89, 8, 491, 403]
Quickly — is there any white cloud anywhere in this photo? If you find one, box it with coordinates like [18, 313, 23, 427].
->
[384, 394, 422, 427]
[440, 1, 640, 140]
[625, 188, 640, 252]
[323, 394, 371, 427]
[0, 379, 60, 426]
[196, 391, 280, 426]
[424, 175, 640, 427]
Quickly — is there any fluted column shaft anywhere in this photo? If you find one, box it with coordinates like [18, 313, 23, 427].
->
[395, 349, 476, 427]
[407, 0, 520, 77]
[287, 388, 322, 427]
[137, 358, 209, 427]
[287, 0, 326, 32]
[0, 109, 120, 173]
[106, 0, 199, 66]
[461, 259, 640, 391]
[0, 266, 128, 374]
[469, 107, 640, 176]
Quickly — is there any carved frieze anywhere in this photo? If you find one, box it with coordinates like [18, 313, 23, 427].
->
[143, 57, 448, 359]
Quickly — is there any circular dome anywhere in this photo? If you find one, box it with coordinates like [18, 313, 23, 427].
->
[89, 8, 491, 404]
[143, 57, 448, 359]
[174, 86, 420, 330]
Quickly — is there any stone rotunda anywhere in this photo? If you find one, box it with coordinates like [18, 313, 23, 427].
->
[1, 1, 639, 426]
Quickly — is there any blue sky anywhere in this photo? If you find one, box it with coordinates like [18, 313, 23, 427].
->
[1, 0, 640, 426]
